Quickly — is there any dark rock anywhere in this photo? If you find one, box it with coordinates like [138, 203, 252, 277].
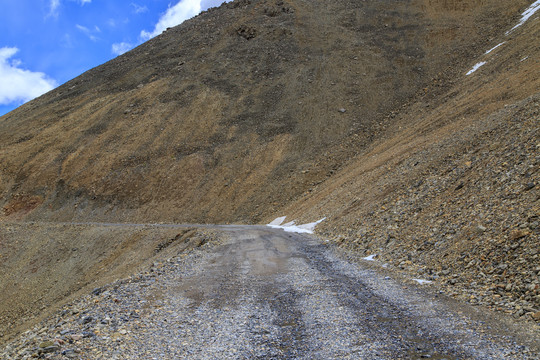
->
[81, 316, 94, 325]
[92, 287, 103, 296]
[41, 345, 60, 354]
[236, 25, 257, 40]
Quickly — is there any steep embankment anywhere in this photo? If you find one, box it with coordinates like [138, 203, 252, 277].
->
[0, 223, 219, 341]
[284, 1, 540, 322]
[0, 0, 527, 224]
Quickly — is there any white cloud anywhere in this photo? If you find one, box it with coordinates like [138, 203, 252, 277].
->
[48, 0, 60, 17]
[48, 0, 91, 18]
[0, 47, 57, 106]
[131, 3, 149, 14]
[76, 24, 100, 41]
[140, 0, 202, 41]
[112, 42, 135, 56]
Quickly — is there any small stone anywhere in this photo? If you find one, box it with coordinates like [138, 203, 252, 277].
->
[41, 346, 60, 354]
[82, 331, 95, 338]
[531, 312, 540, 321]
[510, 229, 529, 241]
[62, 349, 78, 358]
[92, 287, 103, 296]
[338, 108, 346, 113]
[476, 225, 487, 233]
[39, 341, 55, 349]
[81, 316, 94, 324]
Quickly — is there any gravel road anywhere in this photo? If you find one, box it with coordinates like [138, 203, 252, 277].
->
[2, 225, 538, 359]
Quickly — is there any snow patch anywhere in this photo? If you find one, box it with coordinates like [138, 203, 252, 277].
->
[412, 279, 432, 285]
[268, 216, 287, 226]
[363, 254, 377, 261]
[485, 42, 505, 55]
[521, 56, 529, 62]
[507, 0, 540, 34]
[267, 216, 326, 234]
[466, 61, 486, 75]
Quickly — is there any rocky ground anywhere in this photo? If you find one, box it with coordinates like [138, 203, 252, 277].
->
[299, 95, 540, 328]
[1, 227, 538, 359]
[326, 96, 540, 324]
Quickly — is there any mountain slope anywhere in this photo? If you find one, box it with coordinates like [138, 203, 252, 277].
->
[0, 0, 528, 224]
[283, 0, 540, 321]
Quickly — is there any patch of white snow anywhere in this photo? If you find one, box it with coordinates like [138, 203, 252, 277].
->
[466, 61, 486, 75]
[363, 254, 377, 261]
[485, 42, 505, 54]
[267, 217, 326, 234]
[412, 279, 433, 285]
[268, 216, 287, 226]
[296, 218, 326, 232]
[521, 56, 529, 62]
[507, 0, 540, 34]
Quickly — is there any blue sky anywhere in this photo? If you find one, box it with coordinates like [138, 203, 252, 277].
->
[0, 0, 226, 117]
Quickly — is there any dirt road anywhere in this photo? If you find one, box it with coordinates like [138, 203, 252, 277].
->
[2, 225, 538, 359]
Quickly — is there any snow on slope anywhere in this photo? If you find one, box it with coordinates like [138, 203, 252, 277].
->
[466, 0, 539, 75]
[485, 42, 505, 54]
[466, 61, 487, 75]
[507, 0, 540, 34]
[268, 217, 326, 234]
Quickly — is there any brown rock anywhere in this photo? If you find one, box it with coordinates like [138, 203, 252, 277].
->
[509, 230, 529, 241]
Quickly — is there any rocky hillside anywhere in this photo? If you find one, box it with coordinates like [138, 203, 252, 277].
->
[0, 0, 529, 224]
[283, 0, 540, 323]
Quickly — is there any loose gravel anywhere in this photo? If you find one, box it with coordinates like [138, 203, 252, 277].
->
[2, 226, 538, 359]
